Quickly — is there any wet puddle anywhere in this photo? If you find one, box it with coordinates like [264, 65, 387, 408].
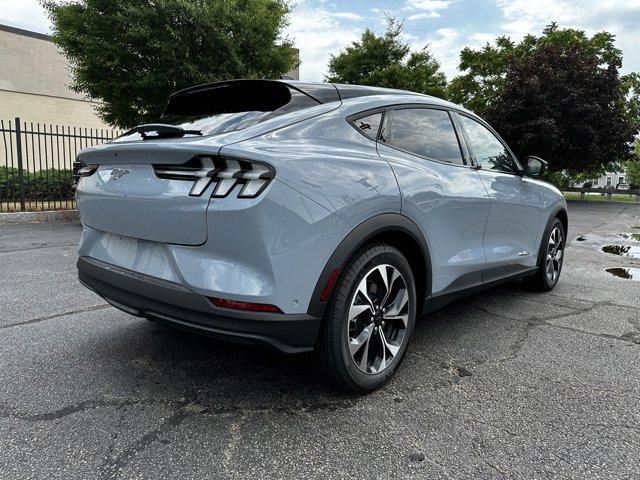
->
[616, 233, 640, 241]
[601, 245, 640, 258]
[605, 267, 640, 281]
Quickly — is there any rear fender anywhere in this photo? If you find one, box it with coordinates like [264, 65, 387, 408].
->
[307, 214, 432, 318]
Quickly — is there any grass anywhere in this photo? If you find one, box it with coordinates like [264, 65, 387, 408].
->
[0, 200, 76, 213]
[563, 192, 639, 203]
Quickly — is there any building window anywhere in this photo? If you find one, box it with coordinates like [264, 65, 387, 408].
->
[619, 177, 625, 184]
[607, 177, 612, 186]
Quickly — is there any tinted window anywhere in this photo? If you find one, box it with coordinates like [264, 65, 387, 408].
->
[353, 113, 383, 140]
[382, 108, 464, 164]
[459, 116, 520, 173]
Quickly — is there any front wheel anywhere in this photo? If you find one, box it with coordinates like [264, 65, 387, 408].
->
[523, 218, 565, 291]
[313, 243, 417, 393]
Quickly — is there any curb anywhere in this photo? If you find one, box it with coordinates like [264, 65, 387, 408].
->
[0, 210, 79, 224]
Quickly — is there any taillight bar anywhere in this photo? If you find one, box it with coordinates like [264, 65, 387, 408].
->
[153, 156, 275, 199]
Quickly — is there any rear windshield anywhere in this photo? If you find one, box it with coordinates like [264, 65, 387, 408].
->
[115, 81, 321, 142]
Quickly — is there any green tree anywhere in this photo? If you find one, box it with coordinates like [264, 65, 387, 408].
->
[326, 19, 448, 99]
[627, 141, 640, 188]
[450, 24, 639, 175]
[43, 0, 298, 128]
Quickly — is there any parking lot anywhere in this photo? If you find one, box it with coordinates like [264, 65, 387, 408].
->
[1, 201, 639, 479]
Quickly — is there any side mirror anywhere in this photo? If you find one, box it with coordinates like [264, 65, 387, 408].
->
[524, 156, 548, 178]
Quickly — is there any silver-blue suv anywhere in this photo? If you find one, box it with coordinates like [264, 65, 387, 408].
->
[75, 79, 567, 392]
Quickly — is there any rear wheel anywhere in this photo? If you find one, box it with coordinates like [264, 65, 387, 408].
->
[313, 243, 416, 393]
[524, 218, 565, 291]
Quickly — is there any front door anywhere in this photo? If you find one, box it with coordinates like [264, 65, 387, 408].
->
[456, 114, 543, 282]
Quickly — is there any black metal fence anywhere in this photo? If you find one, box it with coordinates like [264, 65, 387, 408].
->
[0, 117, 120, 212]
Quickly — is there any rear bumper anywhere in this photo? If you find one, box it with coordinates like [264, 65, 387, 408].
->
[77, 256, 321, 354]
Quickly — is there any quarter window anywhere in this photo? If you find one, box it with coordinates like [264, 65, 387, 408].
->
[353, 112, 383, 140]
[459, 116, 520, 174]
[381, 108, 464, 165]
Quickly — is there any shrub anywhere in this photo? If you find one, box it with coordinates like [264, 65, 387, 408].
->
[0, 167, 74, 201]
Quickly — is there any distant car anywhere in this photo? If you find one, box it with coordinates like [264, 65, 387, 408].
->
[74, 79, 568, 392]
[617, 183, 630, 191]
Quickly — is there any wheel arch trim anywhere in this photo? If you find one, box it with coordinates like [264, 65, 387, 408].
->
[535, 205, 568, 266]
[307, 213, 432, 318]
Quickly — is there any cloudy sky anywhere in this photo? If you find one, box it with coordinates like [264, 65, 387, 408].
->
[1, 0, 639, 81]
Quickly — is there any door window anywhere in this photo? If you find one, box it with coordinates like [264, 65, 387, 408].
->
[382, 108, 464, 165]
[459, 116, 520, 174]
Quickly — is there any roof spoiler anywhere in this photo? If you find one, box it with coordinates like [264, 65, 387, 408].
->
[166, 79, 417, 116]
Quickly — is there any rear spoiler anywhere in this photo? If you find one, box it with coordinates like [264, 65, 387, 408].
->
[165, 79, 417, 116]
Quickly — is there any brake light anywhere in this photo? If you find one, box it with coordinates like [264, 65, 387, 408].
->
[153, 156, 275, 199]
[209, 297, 282, 313]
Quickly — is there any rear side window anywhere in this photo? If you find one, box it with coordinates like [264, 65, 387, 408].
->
[352, 112, 383, 140]
[381, 108, 464, 165]
[459, 115, 520, 173]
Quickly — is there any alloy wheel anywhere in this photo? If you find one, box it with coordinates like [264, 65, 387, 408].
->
[546, 226, 564, 284]
[346, 264, 409, 374]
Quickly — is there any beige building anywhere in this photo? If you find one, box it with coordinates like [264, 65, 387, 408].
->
[0, 24, 110, 129]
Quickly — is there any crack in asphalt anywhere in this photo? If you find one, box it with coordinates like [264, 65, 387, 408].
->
[0, 397, 148, 422]
[99, 397, 358, 479]
[0, 396, 358, 425]
[466, 301, 640, 346]
[0, 304, 111, 330]
[0, 242, 78, 254]
[222, 411, 250, 477]
[100, 397, 205, 479]
[1, 393, 358, 479]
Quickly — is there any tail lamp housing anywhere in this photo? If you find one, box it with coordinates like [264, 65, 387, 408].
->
[72, 160, 98, 188]
[153, 156, 275, 199]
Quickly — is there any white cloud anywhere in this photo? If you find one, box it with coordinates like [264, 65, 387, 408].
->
[286, 1, 361, 81]
[0, 0, 50, 33]
[405, 28, 462, 79]
[330, 12, 363, 21]
[407, 11, 441, 21]
[494, 0, 640, 73]
[406, 0, 452, 11]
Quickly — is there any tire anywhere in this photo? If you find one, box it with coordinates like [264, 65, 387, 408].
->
[523, 217, 565, 292]
[313, 243, 417, 393]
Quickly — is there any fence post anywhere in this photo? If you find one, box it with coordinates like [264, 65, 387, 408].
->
[14, 117, 26, 212]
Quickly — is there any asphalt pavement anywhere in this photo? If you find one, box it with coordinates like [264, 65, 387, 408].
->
[1, 201, 639, 479]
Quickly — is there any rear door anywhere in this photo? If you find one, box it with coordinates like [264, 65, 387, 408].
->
[375, 106, 491, 296]
[455, 113, 543, 279]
